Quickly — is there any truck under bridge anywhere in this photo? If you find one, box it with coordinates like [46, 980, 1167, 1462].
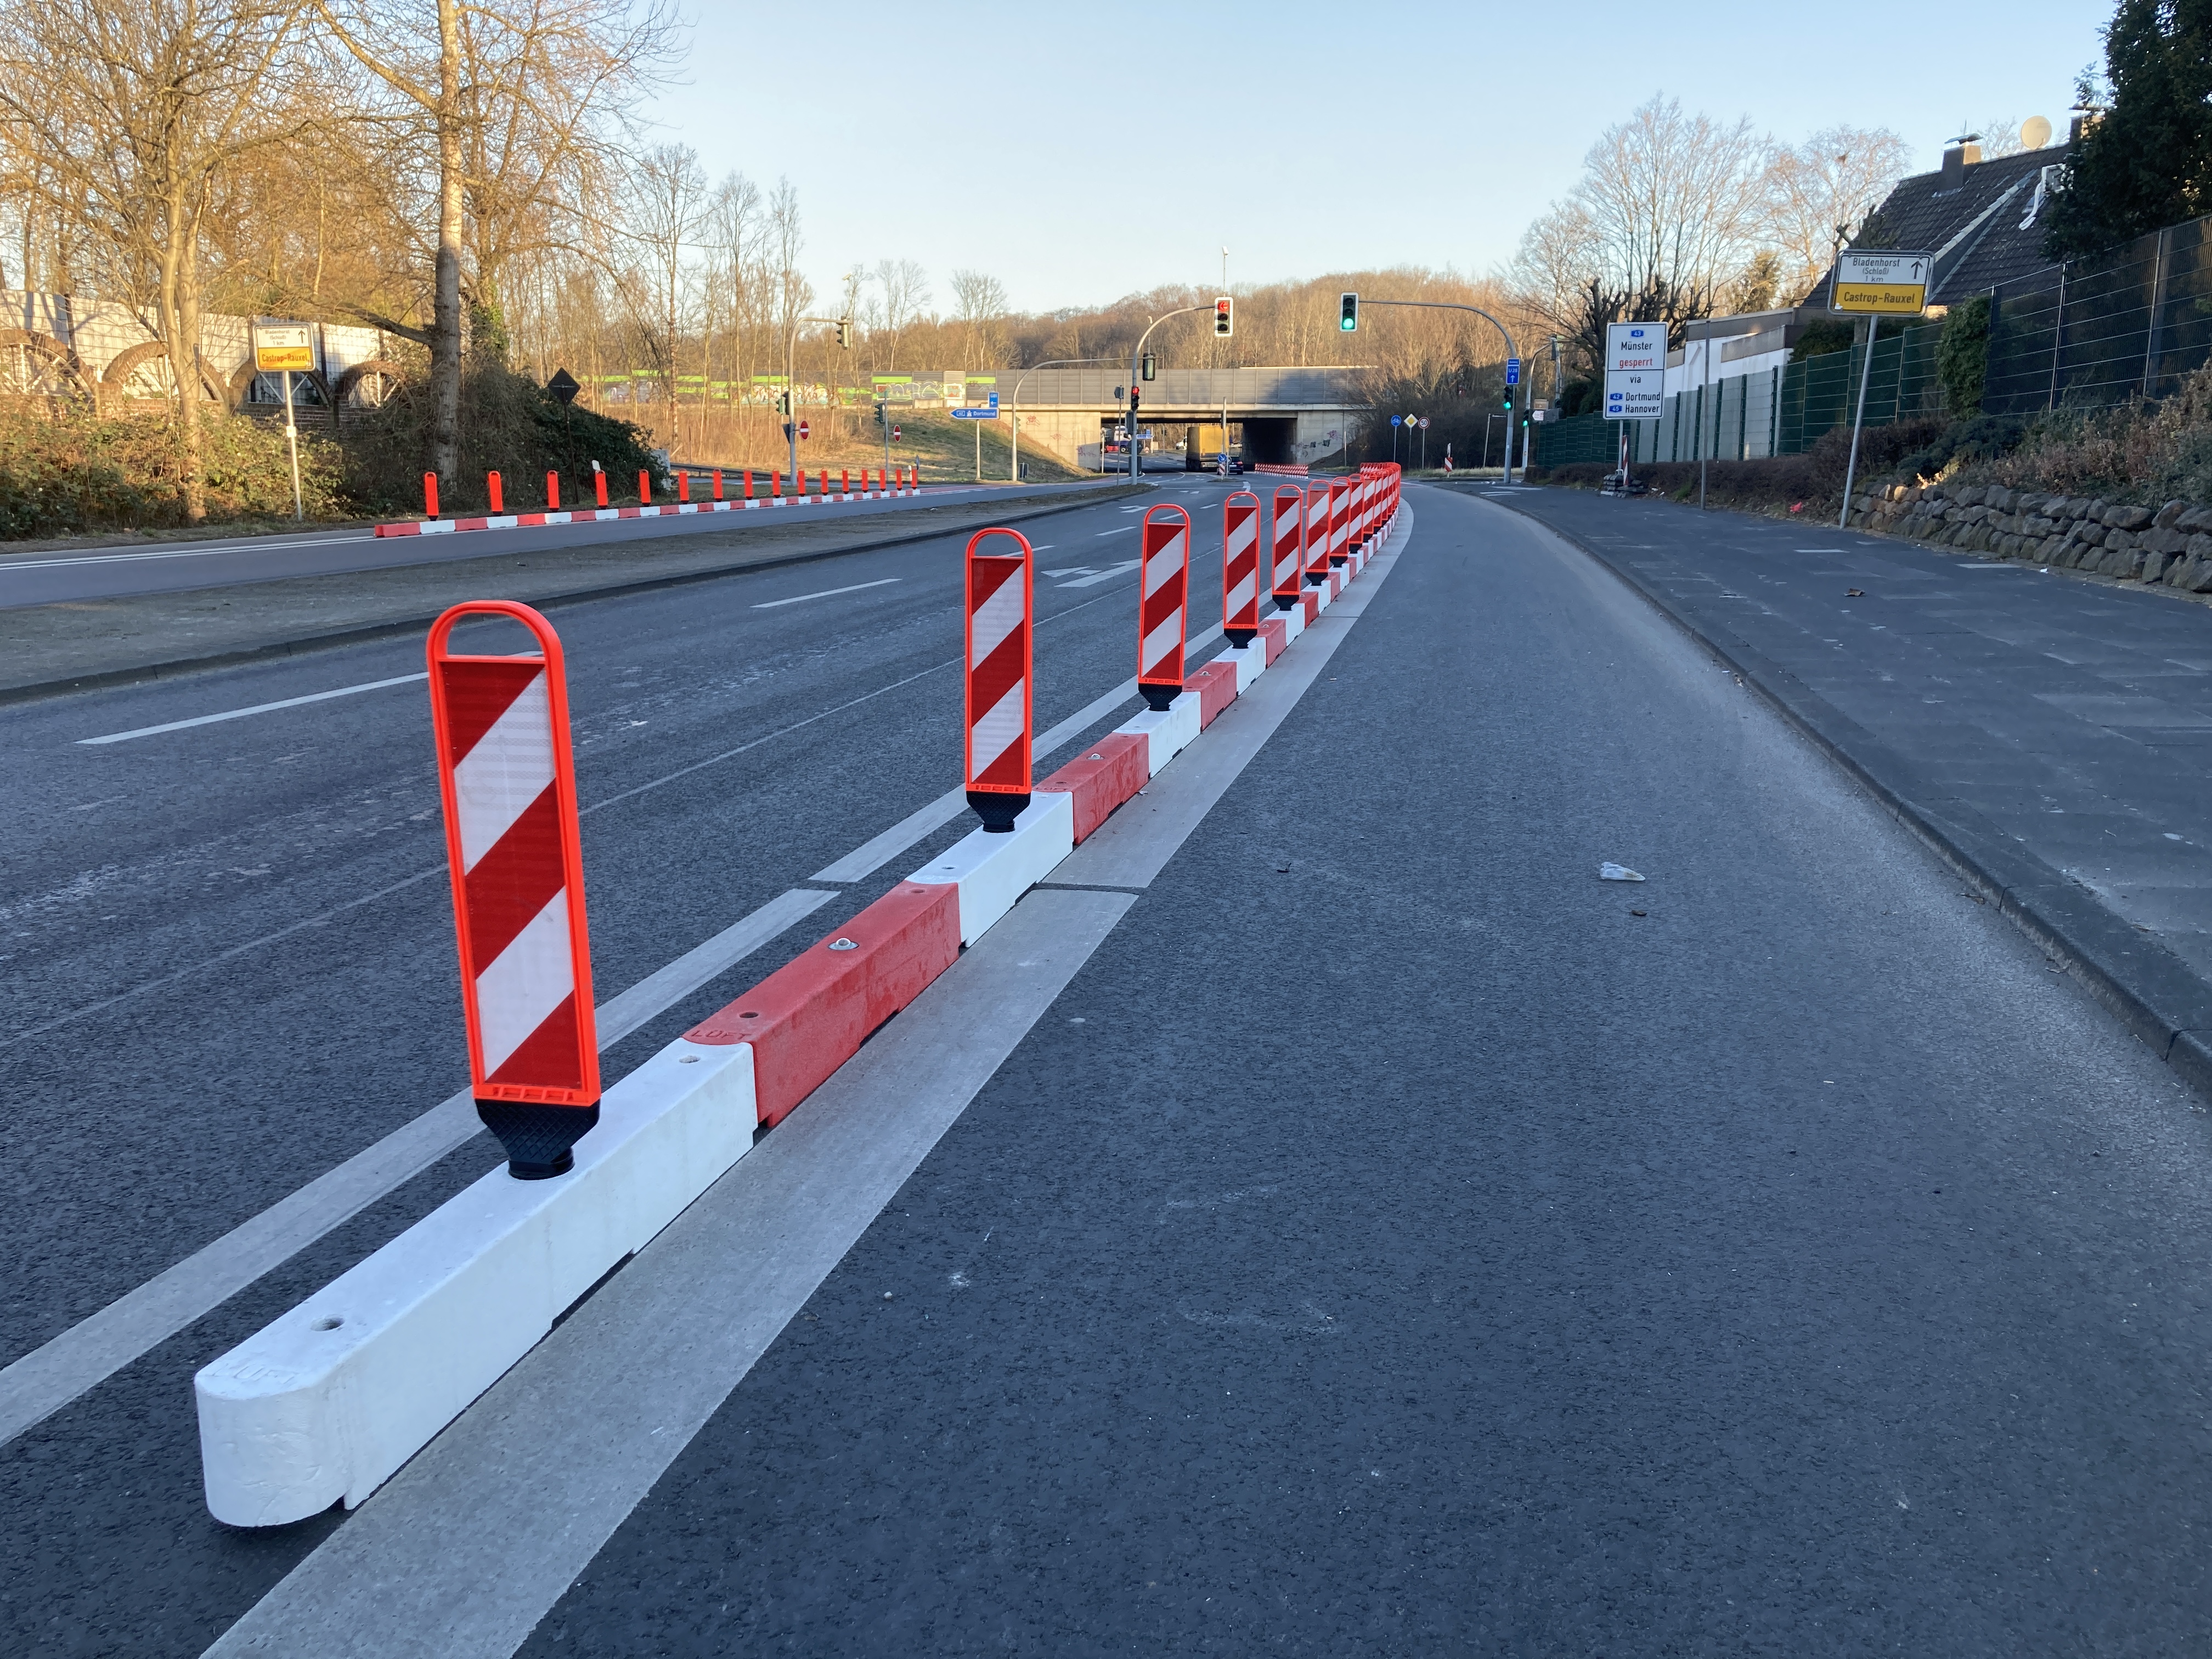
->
[999, 365, 1368, 470]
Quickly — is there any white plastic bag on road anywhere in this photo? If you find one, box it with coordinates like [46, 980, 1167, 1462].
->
[1599, 862, 1646, 882]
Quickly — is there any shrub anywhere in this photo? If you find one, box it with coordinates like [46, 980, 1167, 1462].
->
[0, 400, 349, 538]
[1936, 297, 1991, 418]
[345, 362, 664, 514]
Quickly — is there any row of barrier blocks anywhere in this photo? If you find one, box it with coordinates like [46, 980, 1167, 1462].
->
[194, 494, 1402, 1528]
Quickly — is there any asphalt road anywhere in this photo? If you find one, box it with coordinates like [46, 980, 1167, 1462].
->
[0, 479, 1104, 610]
[10, 479, 2210, 1654]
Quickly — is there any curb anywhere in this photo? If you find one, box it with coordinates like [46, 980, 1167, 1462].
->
[193, 494, 1409, 1527]
[2, 484, 1147, 711]
[1486, 489, 2212, 1107]
[371, 482, 918, 538]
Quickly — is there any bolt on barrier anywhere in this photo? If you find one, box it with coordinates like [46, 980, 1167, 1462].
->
[424, 601, 602, 1179]
[1222, 490, 1261, 647]
[963, 527, 1035, 833]
[1137, 504, 1190, 710]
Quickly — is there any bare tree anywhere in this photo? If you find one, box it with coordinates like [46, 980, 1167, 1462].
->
[949, 268, 1008, 368]
[871, 257, 927, 370]
[1763, 126, 1913, 303]
[767, 177, 810, 403]
[619, 141, 704, 451]
[0, 0, 313, 518]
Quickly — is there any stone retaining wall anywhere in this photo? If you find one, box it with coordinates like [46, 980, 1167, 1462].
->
[1848, 481, 2212, 594]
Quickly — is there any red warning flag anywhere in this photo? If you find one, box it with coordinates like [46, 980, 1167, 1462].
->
[1270, 483, 1303, 610]
[1303, 483, 1331, 585]
[425, 601, 600, 1178]
[1137, 505, 1190, 710]
[1222, 490, 1261, 645]
[963, 527, 1035, 832]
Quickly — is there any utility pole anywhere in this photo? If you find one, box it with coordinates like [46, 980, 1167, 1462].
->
[1128, 303, 1206, 481]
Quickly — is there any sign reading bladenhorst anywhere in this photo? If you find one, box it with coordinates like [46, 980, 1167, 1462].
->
[1832, 250, 1933, 315]
[251, 320, 314, 374]
[1603, 321, 1666, 421]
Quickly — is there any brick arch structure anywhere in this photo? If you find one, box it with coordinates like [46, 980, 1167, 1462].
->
[100, 338, 228, 404]
[0, 329, 91, 398]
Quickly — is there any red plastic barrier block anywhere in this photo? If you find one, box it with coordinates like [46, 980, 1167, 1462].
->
[1300, 591, 1320, 625]
[1329, 568, 1345, 599]
[684, 882, 961, 1127]
[1186, 662, 1238, 729]
[1257, 616, 1286, 664]
[1037, 731, 1147, 843]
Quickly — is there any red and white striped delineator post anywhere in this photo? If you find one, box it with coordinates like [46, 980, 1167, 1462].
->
[426, 601, 602, 1179]
[964, 527, 1035, 834]
[1222, 490, 1261, 647]
[1327, 477, 1352, 567]
[1303, 483, 1331, 585]
[1137, 504, 1190, 710]
[1270, 483, 1303, 611]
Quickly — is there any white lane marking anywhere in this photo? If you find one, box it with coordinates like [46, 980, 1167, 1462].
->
[1095, 526, 1133, 535]
[0, 886, 837, 1453]
[749, 577, 901, 609]
[202, 521, 1414, 1656]
[1041, 566, 1094, 578]
[77, 673, 430, 744]
[1059, 560, 1141, 589]
[0, 534, 377, 573]
[203, 887, 1137, 1659]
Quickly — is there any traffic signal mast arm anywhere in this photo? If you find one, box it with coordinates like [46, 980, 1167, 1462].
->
[1126, 303, 1210, 480]
[1008, 356, 1121, 483]
[1353, 297, 1523, 479]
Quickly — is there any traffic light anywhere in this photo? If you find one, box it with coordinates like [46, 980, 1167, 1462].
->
[1340, 292, 1358, 331]
[835, 320, 852, 349]
[1214, 296, 1233, 337]
[774, 389, 791, 418]
[1141, 353, 1156, 381]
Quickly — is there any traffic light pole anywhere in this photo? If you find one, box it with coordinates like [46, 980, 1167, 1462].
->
[1127, 305, 1206, 481]
[1355, 299, 1521, 481]
[784, 312, 851, 483]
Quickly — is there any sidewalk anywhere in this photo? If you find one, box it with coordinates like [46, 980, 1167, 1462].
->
[0, 482, 1141, 704]
[1474, 481, 2212, 1094]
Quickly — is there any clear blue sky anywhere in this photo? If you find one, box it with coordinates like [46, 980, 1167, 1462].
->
[648, 0, 2111, 315]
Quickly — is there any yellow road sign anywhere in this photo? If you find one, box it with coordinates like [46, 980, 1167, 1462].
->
[1832, 251, 1932, 315]
[252, 321, 314, 373]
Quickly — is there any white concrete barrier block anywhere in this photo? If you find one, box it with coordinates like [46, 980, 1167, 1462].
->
[1115, 692, 1201, 776]
[1215, 644, 1267, 693]
[1275, 601, 1305, 645]
[1313, 582, 1334, 612]
[905, 789, 1075, 945]
[194, 1039, 757, 1528]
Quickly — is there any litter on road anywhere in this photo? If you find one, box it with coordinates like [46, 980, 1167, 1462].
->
[1599, 862, 1646, 882]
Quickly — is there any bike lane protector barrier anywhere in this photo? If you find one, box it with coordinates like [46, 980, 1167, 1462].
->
[1222, 490, 1261, 647]
[1184, 661, 1239, 729]
[424, 601, 601, 1180]
[905, 791, 1076, 945]
[1037, 733, 1150, 844]
[1270, 483, 1304, 612]
[1137, 505, 1190, 711]
[963, 528, 1034, 834]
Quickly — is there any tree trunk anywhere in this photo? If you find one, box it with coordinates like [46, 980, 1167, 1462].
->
[428, 0, 464, 483]
[159, 191, 207, 524]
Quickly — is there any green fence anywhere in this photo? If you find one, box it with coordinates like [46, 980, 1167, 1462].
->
[1534, 319, 1943, 470]
[1985, 213, 2212, 415]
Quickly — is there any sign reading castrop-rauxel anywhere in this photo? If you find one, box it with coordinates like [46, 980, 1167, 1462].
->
[1831, 250, 1933, 315]
[1602, 321, 1664, 421]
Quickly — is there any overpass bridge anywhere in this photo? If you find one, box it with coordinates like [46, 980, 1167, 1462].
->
[997, 364, 1369, 469]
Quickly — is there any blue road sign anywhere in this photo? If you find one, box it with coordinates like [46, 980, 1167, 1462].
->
[1505, 358, 1521, 386]
[1390, 414, 1403, 427]
[951, 407, 996, 420]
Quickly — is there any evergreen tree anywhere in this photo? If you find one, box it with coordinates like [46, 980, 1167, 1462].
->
[2045, 0, 2212, 258]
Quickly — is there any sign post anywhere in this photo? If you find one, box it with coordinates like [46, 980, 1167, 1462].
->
[252, 320, 314, 520]
[1831, 249, 1933, 526]
[1602, 321, 1667, 492]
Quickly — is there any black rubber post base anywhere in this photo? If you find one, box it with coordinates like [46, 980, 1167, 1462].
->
[478, 1099, 599, 1180]
[1305, 571, 1326, 587]
[1272, 594, 1299, 611]
[1330, 554, 1349, 567]
[967, 789, 1030, 833]
[1224, 628, 1255, 648]
[1139, 682, 1180, 712]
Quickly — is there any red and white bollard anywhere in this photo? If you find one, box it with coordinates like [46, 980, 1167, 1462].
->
[487, 471, 503, 515]
[637, 469, 652, 505]
[593, 467, 608, 508]
[1271, 483, 1304, 611]
[1222, 489, 1261, 647]
[1137, 504, 1190, 710]
[1303, 483, 1331, 586]
[425, 601, 601, 1179]
[422, 472, 441, 520]
[1327, 478, 1352, 567]
[963, 527, 1035, 833]
[677, 470, 690, 503]
[545, 471, 560, 511]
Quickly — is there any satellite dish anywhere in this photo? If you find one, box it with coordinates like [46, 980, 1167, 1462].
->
[2022, 115, 2053, 149]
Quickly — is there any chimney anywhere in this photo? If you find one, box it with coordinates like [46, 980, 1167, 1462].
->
[1940, 145, 1965, 189]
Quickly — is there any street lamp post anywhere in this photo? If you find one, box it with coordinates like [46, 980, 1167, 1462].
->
[1009, 357, 1120, 482]
[1127, 304, 1207, 481]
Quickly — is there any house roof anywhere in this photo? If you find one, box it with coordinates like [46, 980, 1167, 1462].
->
[1804, 146, 2071, 309]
